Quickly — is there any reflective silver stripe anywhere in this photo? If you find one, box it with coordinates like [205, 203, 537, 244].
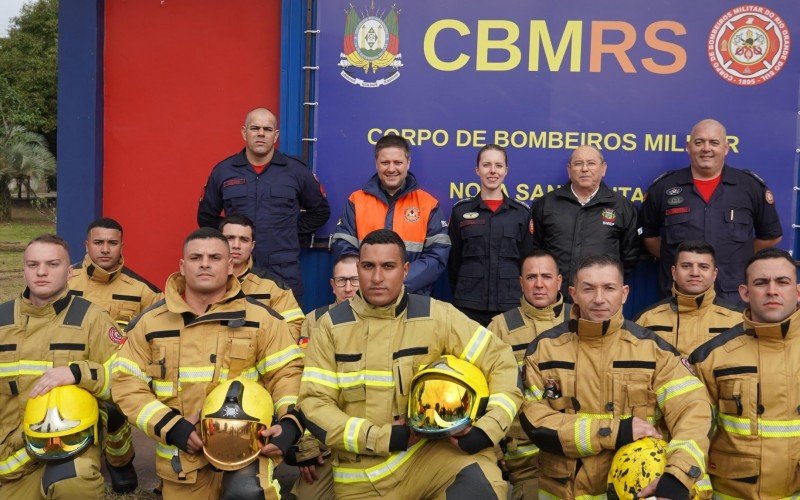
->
[574, 418, 594, 456]
[424, 233, 451, 247]
[338, 370, 394, 388]
[525, 385, 544, 401]
[405, 242, 424, 253]
[274, 395, 297, 412]
[301, 367, 339, 389]
[136, 400, 168, 432]
[488, 393, 517, 421]
[152, 380, 174, 398]
[155, 442, 178, 460]
[332, 439, 426, 483]
[656, 376, 704, 408]
[281, 308, 305, 322]
[504, 443, 539, 460]
[178, 366, 215, 382]
[332, 233, 360, 248]
[461, 326, 491, 363]
[0, 447, 31, 475]
[666, 439, 705, 475]
[112, 357, 151, 384]
[257, 345, 304, 374]
[343, 417, 366, 453]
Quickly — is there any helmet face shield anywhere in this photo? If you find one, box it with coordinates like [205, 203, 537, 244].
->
[408, 375, 476, 438]
[201, 417, 267, 471]
[25, 426, 94, 461]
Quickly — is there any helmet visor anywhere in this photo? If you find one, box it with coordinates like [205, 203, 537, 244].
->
[25, 427, 94, 461]
[408, 376, 475, 438]
[201, 418, 267, 471]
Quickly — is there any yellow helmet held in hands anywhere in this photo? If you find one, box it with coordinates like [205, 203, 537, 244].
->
[200, 378, 273, 471]
[23, 385, 99, 461]
[407, 355, 489, 438]
[607, 437, 700, 499]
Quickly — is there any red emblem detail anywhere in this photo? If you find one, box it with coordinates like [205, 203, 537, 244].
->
[708, 5, 791, 86]
[765, 189, 774, 205]
[665, 206, 691, 216]
[222, 178, 247, 188]
[529, 219, 534, 235]
[298, 337, 309, 349]
[680, 357, 696, 376]
[404, 206, 421, 222]
[108, 327, 125, 345]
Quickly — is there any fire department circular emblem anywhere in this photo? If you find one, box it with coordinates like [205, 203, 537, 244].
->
[708, 5, 791, 86]
[404, 206, 420, 222]
[108, 327, 125, 345]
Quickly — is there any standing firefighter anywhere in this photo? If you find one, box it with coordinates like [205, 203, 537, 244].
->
[112, 228, 305, 499]
[298, 229, 521, 499]
[0, 235, 120, 499]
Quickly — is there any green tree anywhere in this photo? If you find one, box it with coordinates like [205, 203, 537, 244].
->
[0, 0, 58, 136]
[0, 125, 55, 220]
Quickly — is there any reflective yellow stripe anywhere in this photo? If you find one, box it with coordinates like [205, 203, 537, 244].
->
[574, 418, 594, 456]
[717, 413, 800, 437]
[460, 327, 491, 363]
[0, 359, 53, 378]
[257, 345, 304, 374]
[156, 442, 178, 460]
[656, 376, 705, 408]
[106, 422, 131, 443]
[713, 493, 744, 500]
[302, 367, 339, 389]
[694, 474, 712, 492]
[274, 395, 297, 412]
[0, 447, 32, 475]
[488, 393, 517, 421]
[538, 490, 560, 500]
[136, 400, 169, 432]
[280, 308, 305, 322]
[575, 495, 607, 500]
[97, 353, 117, 400]
[105, 439, 131, 457]
[667, 439, 705, 475]
[218, 366, 259, 382]
[577, 412, 659, 425]
[338, 370, 394, 388]
[343, 417, 367, 454]
[112, 357, 151, 384]
[332, 439, 427, 483]
[178, 366, 215, 383]
[152, 379, 174, 398]
[525, 385, 544, 401]
[504, 443, 539, 460]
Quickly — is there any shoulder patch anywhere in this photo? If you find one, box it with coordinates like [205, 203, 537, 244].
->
[509, 198, 530, 210]
[712, 296, 744, 313]
[502, 308, 525, 332]
[688, 324, 747, 364]
[250, 266, 291, 290]
[742, 169, 766, 186]
[0, 300, 15, 327]
[452, 198, 475, 208]
[407, 294, 432, 319]
[328, 300, 356, 326]
[624, 321, 680, 355]
[649, 169, 677, 186]
[124, 298, 167, 332]
[245, 296, 283, 320]
[120, 267, 162, 293]
[525, 322, 572, 358]
[62, 296, 93, 327]
[314, 304, 331, 321]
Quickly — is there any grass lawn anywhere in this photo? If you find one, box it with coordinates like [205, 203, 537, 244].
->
[0, 199, 56, 302]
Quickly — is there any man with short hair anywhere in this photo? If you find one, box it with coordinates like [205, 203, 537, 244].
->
[68, 217, 161, 492]
[486, 249, 570, 499]
[519, 255, 712, 498]
[690, 247, 800, 497]
[530, 145, 639, 297]
[640, 119, 782, 304]
[299, 229, 521, 498]
[198, 107, 331, 302]
[0, 235, 120, 498]
[220, 214, 305, 341]
[331, 135, 450, 295]
[112, 228, 305, 498]
[635, 240, 741, 356]
[299, 254, 359, 347]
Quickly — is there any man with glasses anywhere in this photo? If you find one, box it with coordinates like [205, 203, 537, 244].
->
[530, 145, 639, 297]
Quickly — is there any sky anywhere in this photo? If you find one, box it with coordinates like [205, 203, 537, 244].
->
[0, 0, 31, 37]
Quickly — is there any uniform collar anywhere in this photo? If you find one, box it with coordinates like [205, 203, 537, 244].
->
[83, 254, 124, 283]
[19, 288, 72, 318]
[671, 284, 715, 313]
[362, 172, 420, 201]
[569, 305, 624, 338]
[350, 288, 408, 319]
[231, 148, 288, 168]
[557, 182, 614, 205]
[164, 272, 246, 323]
[520, 292, 566, 321]
[743, 307, 800, 340]
[236, 258, 255, 281]
[677, 165, 737, 185]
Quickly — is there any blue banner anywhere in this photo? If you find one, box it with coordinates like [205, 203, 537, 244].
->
[312, 1, 799, 250]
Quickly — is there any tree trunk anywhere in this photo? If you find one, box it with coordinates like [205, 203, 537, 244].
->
[0, 176, 11, 221]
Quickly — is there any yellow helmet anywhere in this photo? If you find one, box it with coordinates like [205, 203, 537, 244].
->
[23, 385, 99, 461]
[407, 355, 489, 438]
[200, 378, 273, 471]
[607, 437, 699, 499]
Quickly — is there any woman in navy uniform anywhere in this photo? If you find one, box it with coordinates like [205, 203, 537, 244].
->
[448, 144, 534, 326]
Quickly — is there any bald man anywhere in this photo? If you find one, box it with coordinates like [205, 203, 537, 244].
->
[530, 145, 639, 296]
[640, 119, 782, 304]
[198, 107, 330, 302]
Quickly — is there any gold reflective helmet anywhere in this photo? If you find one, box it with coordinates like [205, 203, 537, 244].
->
[201, 378, 273, 471]
[24, 385, 99, 461]
[607, 437, 699, 499]
[407, 355, 489, 438]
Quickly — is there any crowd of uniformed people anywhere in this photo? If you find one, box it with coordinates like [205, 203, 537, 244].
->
[0, 107, 795, 499]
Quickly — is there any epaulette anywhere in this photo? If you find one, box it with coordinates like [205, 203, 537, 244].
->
[245, 296, 283, 320]
[742, 169, 766, 186]
[502, 308, 525, 332]
[509, 198, 530, 210]
[120, 267, 162, 293]
[712, 296, 744, 313]
[286, 153, 308, 167]
[250, 266, 291, 290]
[624, 321, 680, 355]
[688, 324, 747, 364]
[650, 169, 677, 186]
[124, 298, 166, 332]
[328, 300, 356, 326]
[62, 296, 93, 327]
[632, 297, 673, 322]
[0, 300, 15, 327]
[452, 198, 475, 208]
[313, 304, 331, 321]
[524, 322, 572, 358]
[406, 294, 432, 319]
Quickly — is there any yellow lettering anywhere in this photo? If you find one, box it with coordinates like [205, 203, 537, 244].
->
[645, 134, 664, 151]
[516, 183, 530, 200]
[529, 20, 582, 72]
[631, 187, 645, 203]
[424, 20, 471, 71]
[450, 182, 465, 199]
[476, 20, 521, 71]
